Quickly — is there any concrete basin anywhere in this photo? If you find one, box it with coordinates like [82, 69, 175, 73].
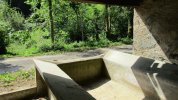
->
[1, 50, 178, 100]
[34, 50, 178, 100]
[55, 56, 143, 100]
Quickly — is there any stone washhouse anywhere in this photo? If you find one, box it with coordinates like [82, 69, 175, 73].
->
[0, 0, 178, 100]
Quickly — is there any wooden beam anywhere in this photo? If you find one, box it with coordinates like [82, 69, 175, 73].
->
[71, 0, 143, 6]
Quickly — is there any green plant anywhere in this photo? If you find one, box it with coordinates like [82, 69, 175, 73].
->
[72, 41, 85, 48]
[0, 22, 9, 54]
[0, 1, 26, 54]
[0, 2, 9, 54]
[0, 68, 35, 84]
[63, 44, 73, 51]
[97, 39, 111, 47]
[119, 37, 133, 44]
[7, 43, 38, 56]
[1, 2, 25, 31]
[17, 69, 35, 79]
[39, 44, 52, 52]
[25, 40, 37, 48]
[0, 73, 16, 83]
[53, 43, 65, 51]
[11, 30, 31, 44]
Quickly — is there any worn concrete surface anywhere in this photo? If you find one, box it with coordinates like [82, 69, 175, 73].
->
[0, 86, 37, 100]
[34, 59, 95, 100]
[134, 0, 178, 64]
[0, 45, 132, 73]
[33, 52, 142, 100]
[4, 50, 177, 100]
[104, 50, 178, 100]
[49, 50, 178, 100]
[58, 58, 105, 84]
[33, 50, 145, 100]
[87, 80, 144, 100]
[103, 50, 140, 87]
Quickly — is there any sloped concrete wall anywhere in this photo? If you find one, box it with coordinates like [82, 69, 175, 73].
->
[58, 58, 107, 84]
[134, 0, 178, 64]
[104, 50, 178, 100]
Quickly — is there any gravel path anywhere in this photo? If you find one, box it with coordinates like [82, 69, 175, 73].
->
[0, 45, 132, 74]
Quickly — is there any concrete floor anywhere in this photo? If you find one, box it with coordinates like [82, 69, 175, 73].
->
[85, 79, 144, 100]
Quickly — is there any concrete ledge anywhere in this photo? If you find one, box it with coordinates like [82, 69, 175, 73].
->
[103, 50, 140, 87]
[44, 55, 103, 65]
[34, 59, 95, 100]
[0, 86, 37, 100]
[104, 50, 178, 100]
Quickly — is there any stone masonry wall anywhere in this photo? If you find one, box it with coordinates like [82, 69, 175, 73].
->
[134, 0, 178, 64]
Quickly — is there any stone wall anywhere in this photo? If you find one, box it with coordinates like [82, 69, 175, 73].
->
[134, 0, 178, 64]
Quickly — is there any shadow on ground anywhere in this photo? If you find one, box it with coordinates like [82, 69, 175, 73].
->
[43, 72, 96, 100]
[132, 57, 178, 100]
[0, 63, 22, 74]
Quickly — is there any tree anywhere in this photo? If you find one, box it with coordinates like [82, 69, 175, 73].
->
[48, 0, 55, 45]
[93, 5, 103, 40]
[110, 6, 130, 39]
[25, 0, 132, 44]
[0, 2, 9, 54]
[70, 2, 83, 41]
[127, 7, 133, 38]
[26, 0, 55, 45]
[105, 4, 111, 40]
[0, 26, 8, 54]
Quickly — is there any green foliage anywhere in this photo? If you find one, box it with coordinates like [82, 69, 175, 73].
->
[0, 68, 35, 84]
[25, 0, 132, 42]
[0, 1, 27, 54]
[72, 41, 86, 48]
[0, 2, 10, 54]
[110, 6, 130, 37]
[0, 0, 133, 56]
[119, 37, 133, 44]
[39, 44, 51, 52]
[1, 2, 25, 31]
[8, 44, 38, 56]
[0, 21, 9, 47]
[25, 40, 37, 48]
[10, 30, 31, 44]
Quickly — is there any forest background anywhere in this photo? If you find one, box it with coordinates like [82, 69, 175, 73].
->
[0, 0, 133, 57]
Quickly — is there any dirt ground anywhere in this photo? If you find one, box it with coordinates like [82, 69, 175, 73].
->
[0, 78, 36, 94]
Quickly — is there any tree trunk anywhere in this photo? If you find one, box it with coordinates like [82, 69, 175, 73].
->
[74, 7, 83, 41]
[105, 4, 111, 39]
[0, 46, 7, 54]
[48, 0, 55, 45]
[7, 0, 12, 6]
[76, 10, 80, 41]
[95, 32, 99, 40]
[128, 7, 133, 38]
[0, 31, 7, 54]
[94, 19, 99, 40]
[81, 13, 84, 41]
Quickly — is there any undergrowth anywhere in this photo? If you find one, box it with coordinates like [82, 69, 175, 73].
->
[0, 68, 35, 86]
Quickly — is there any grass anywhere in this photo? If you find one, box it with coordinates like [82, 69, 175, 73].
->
[0, 68, 35, 86]
[0, 27, 132, 58]
[0, 40, 125, 58]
